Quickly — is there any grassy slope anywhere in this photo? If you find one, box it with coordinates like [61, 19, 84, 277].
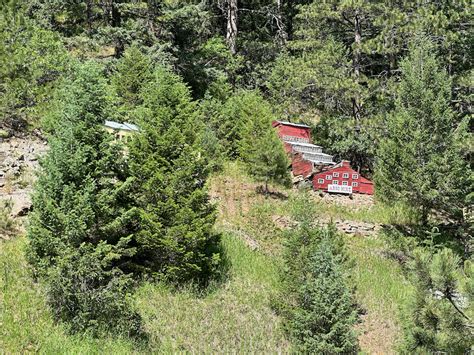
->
[348, 235, 413, 354]
[0, 237, 137, 354]
[0, 162, 413, 353]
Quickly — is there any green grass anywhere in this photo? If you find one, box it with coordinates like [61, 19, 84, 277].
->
[135, 232, 289, 353]
[1, 162, 415, 353]
[0, 237, 138, 354]
[347, 234, 413, 353]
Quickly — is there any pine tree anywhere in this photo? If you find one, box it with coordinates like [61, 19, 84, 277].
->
[375, 37, 470, 224]
[267, 0, 382, 172]
[240, 124, 290, 194]
[403, 246, 473, 353]
[27, 62, 141, 335]
[233, 90, 290, 192]
[111, 45, 153, 114]
[128, 66, 220, 283]
[277, 218, 358, 353]
[0, 0, 68, 130]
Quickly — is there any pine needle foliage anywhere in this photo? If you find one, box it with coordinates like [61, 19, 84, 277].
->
[128, 66, 221, 283]
[276, 206, 358, 353]
[402, 245, 473, 353]
[27, 62, 142, 336]
[375, 37, 470, 224]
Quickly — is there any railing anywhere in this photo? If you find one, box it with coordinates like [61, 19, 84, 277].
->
[303, 152, 334, 164]
[291, 144, 323, 154]
[282, 136, 310, 143]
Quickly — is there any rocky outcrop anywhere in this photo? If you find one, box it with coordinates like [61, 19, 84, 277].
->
[272, 214, 381, 237]
[316, 219, 381, 236]
[0, 137, 47, 180]
[0, 136, 48, 223]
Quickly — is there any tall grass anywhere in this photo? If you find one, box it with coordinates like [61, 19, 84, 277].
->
[1, 161, 417, 353]
[0, 237, 138, 354]
[135, 232, 289, 353]
[347, 235, 413, 353]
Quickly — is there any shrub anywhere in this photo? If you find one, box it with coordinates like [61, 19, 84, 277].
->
[46, 242, 142, 337]
[0, 199, 17, 237]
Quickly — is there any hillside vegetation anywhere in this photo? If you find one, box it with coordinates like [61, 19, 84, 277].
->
[2, 162, 415, 353]
[1, 0, 472, 353]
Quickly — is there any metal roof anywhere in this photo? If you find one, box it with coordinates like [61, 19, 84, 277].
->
[104, 120, 139, 132]
[306, 158, 335, 165]
[286, 141, 322, 148]
[275, 120, 311, 128]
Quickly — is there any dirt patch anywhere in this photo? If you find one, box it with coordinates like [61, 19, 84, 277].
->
[356, 312, 399, 354]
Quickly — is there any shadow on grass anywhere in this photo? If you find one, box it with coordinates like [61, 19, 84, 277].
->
[167, 232, 233, 299]
[255, 185, 288, 200]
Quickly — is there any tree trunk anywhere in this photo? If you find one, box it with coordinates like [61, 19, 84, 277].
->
[226, 0, 238, 55]
[286, 0, 295, 40]
[275, 0, 287, 44]
[352, 9, 362, 170]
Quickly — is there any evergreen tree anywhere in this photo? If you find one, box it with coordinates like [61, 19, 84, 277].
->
[0, 0, 68, 130]
[27, 62, 141, 335]
[244, 128, 290, 194]
[237, 94, 290, 192]
[111, 44, 153, 113]
[128, 66, 220, 282]
[277, 217, 358, 353]
[375, 38, 470, 224]
[267, 1, 381, 172]
[403, 246, 473, 353]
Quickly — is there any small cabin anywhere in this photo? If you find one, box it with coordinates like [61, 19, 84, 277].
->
[312, 160, 374, 195]
[104, 120, 139, 142]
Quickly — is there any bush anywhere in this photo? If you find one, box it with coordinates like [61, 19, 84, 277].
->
[46, 242, 142, 337]
[0, 199, 17, 237]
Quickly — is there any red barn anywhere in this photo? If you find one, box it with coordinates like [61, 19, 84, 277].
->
[272, 121, 312, 152]
[312, 160, 374, 195]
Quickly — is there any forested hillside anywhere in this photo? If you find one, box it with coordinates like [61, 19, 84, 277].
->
[1, 0, 473, 353]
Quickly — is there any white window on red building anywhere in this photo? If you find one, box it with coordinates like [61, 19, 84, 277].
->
[333, 172, 339, 177]
[342, 181, 348, 186]
[352, 182, 358, 187]
[352, 173, 359, 179]
[332, 180, 339, 185]
[326, 175, 332, 180]
[318, 178, 324, 184]
[343, 173, 349, 179]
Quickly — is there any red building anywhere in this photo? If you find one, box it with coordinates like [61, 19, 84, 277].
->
[272, 121, 312, 152]
[312, 160, 374, 195]
[291, 152, 314, 178]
